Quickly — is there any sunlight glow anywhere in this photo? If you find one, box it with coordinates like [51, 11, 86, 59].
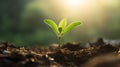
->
[64, 0, 87, 8]
[61, 0, 91, 18]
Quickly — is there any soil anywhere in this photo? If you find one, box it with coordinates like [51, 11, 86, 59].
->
[0, 38, 120, 67]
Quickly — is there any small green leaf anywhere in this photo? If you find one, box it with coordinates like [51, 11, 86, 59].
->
[44, 19, 59, 33]
[58, 18, 67, 30]
[64, 22, 81, 33]
[58, 27, 62, 33]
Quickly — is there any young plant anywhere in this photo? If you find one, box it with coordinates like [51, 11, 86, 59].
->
[44, 18, 81, 48]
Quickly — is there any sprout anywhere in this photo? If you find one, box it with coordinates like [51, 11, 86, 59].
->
[44, 18, 81, 48]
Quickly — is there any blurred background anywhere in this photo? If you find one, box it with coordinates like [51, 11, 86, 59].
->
[0, 0, 120, 46]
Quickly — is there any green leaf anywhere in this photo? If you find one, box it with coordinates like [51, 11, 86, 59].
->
[44, 19, 59, 33]
[64, 22, 81, 33]
[58, 18, 67, 30]
[58, 27, 62, 33]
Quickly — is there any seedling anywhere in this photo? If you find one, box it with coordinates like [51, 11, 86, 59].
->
[44, 18, 81, 48]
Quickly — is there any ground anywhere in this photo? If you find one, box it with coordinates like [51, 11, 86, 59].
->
[0, 38, 120, 67]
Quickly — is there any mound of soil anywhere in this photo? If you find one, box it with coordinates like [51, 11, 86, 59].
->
[0, 39, 120, 67]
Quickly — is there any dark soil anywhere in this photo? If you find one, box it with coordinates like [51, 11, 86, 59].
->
[0, 38, 120, 67]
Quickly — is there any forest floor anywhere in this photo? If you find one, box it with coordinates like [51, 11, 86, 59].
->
[0, 38, 120, 67]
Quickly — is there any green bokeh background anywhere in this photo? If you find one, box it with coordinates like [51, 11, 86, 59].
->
[0, 0, 120, 46]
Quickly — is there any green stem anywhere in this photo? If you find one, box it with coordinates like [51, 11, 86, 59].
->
[58, 36, 61, 48]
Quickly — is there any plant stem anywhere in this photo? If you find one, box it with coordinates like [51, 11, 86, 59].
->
[58, 36, 61, 48]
